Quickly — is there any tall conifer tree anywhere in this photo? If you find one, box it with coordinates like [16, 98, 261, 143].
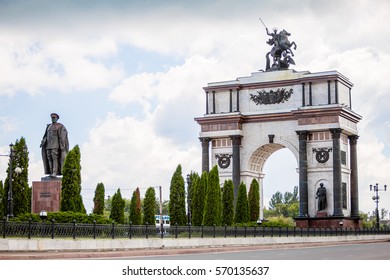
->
[0, 181, 4, 218]
[222, 179, 234, 226]
[168, 165, 186, 225]
[248, 179, 260, 222]
[60, 145, 85, 213]
[129, 187, 142, 225]
[3, 137, 30, 217]
[203, 165, 222, 226]
[93, 182, 105, 215]
[143, 187, 156, 225]
[110, 188, 125, 224]
[191, 171, 207, 226]
[235, 182, 249, 223]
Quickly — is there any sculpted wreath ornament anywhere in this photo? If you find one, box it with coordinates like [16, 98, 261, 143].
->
[250, 88, 293, 105]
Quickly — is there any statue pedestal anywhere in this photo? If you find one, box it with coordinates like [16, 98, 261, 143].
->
[31, 178, 62, 213]
[294, 216, 361, 228]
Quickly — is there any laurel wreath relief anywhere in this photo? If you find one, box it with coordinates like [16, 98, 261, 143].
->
[250, 88, 293, 105]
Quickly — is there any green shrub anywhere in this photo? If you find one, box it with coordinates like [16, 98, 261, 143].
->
[11, 211, 112, 224]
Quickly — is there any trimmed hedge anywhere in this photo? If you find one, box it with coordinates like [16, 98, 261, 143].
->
[10, 211, 112, 224]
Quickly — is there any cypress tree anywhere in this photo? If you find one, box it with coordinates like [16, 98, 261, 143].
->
[129, 187, 141, 225]
[0, 181, 4, 218]
[3, 137, 30, 217]
[222, 179, 234, 226]
[191, 171, 207, 226]
[248, 179, 260, 222]
[143, 187, 156, 225]
[60, 145, 85, 213]
[168, 164, 186, 226]
[110, 188, 125, 224]
[235, 182, 249, 223]
[93, 182, 105, 215]
[203, 165, 222, 226]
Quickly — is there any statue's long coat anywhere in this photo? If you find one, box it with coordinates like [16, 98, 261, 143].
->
[41, 122, 69, 175]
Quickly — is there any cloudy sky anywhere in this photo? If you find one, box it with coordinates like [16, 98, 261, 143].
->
[0, 0, 389, 215]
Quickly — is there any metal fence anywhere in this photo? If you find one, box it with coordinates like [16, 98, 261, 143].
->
[2, 219, 390, 239]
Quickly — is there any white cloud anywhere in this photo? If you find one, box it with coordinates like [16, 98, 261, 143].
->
[80, 113, 199, 208]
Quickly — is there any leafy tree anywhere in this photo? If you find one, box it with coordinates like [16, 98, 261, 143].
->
[221, 179, 234, 226]
[3, 138, 30, 217]
[93, 182, 105, 215]
[143, 187, 156, 225]
[191, 171, 207, 226]
[155, 199, 169, 215]
[60, 145, 85, 213]
[235, 182, 249, 223]
[129, 187, 142, 225]
[248, 179, 260, 222]
[203, 165, 222, 226]
[0, 181, 4, 218]
[267, 186, 299, 218]
[110, 188, 125, 224]
[269, 191, 283, 209]
[169, 164, 186, 225]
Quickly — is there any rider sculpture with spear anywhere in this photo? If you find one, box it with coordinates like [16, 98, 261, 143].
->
[259, 18, 297, 71]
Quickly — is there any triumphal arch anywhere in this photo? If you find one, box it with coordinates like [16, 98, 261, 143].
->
[195, 26, 362, 228]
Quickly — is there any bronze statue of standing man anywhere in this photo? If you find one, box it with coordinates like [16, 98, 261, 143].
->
[40, 113, 69, 177]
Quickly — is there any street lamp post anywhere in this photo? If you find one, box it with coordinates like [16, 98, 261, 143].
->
[370, 183, 387, 229]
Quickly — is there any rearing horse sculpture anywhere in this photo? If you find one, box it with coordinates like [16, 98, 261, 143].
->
[265, 29, 297, 71]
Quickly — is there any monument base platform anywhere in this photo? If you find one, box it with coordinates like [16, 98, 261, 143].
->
[294, 216, 361, 228]
[32, 180, 61, 213]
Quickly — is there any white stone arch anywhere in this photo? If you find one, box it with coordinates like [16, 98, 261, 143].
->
[241, 136, 299, 221]
[243, 136, 299, 173]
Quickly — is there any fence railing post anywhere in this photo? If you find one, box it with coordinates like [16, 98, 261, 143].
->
[93, 220, 96, 239]
[254, 226, 257, 238]
[72, 219, 76, 240]
[111, 222, 115, 239]
[235, 225, 237, 238]
[160, 223, 164, 239]
[129, 222, 132, 239]
[145, 222, 149, 239]
[175, 223, 178, 238]
[213, 224, 216, 238]
[51, 219, 55, 239]
[28, 218, 32, 239]
[201, 225, 204, 238]
[188, 223, 191, 239]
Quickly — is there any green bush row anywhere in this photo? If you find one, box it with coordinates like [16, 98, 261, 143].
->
[10, 211, 112, 224]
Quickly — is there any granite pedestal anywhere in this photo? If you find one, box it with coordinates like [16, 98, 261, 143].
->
[32, 177, 61, 213]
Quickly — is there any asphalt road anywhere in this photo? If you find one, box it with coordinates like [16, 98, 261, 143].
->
[119, 241, 390, 260]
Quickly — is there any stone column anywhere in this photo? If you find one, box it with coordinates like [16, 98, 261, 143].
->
[231, 135, 242, 200]
[296, 131, 308, 217]
[349, 135, 359, 218]
[199, 137, 211, 173]
[331, 128, 344, 217]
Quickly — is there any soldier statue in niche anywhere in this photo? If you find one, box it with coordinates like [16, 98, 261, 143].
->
[316, 183, 327, 211]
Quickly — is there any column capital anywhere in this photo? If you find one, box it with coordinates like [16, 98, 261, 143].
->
[199, 137, 211, 144]
[230, 135, 242, 145]
[349, 135, 359, 145]
[330, 128, 343, 138]
[296, 130, 308, 141]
